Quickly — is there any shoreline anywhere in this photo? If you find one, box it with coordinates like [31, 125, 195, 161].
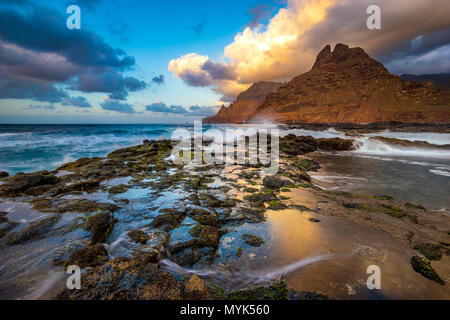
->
[0, 133, 449, 299]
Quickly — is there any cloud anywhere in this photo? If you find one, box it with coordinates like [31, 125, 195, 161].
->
[152, 74, 165, 85]
[24, 104, 55, 110]
[247, 4, 273, 28]
[192, 22, 205, 35]
[146, 102, 188, 114]
[145, 101, 219, 117]
[0, 5, 146, 105]
[62, 96, 92, 108]
[100, 98, 135, 114]
[169, 0, 450, 100]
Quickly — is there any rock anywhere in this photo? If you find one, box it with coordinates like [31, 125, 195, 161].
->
[412, 243, 443, 261]
[227, 281, 289, 300]
[55, 255, 184, 300]
[0, 171, 9, 178]
[410, 256, 444, 285]
[127, 229, 149, 245]
[263, 175, 293, 189]
[0, 171, 59, 196]
[280, 135, 317, 155]
[184, 275, 209, 300]
[188, 208, 219, 227]
[108, 184, 128, 194]
[3, 216, 60, 246]
[83, 212, 117, 244]
[55, 180, 100, 195]
[317, 138, 354, 151]
[242, 233, 264, 247]
[189, 225, 221, 248]
[151, 209, 184, 231]
[65, 243, 109, 268]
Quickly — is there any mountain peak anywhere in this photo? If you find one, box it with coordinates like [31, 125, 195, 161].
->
[313, 43, 371, 70]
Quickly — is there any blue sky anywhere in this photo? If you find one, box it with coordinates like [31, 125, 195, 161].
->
[0, 0, 448, 123]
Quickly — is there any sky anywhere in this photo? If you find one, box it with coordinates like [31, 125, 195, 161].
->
[0, 0, 449, 124]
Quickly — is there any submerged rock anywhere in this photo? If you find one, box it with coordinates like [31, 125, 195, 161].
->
[127, 229, 149, 245]
[242, 233, 264, 247]
[3, 216, 60, 246]
[65, 243, 109, 268]
[263, 175, 293, 189]
[184, 275, 209, 300]
[83, 212, 117, 244]
[410, 256, 444, 285]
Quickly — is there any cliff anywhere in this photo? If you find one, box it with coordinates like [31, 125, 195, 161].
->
[245, 44, 450, 124]
[203, 81, 282, 124]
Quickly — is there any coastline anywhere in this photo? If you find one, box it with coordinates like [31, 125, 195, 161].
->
[0, 131, 449, 300]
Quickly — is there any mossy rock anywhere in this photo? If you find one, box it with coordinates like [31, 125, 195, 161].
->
[242, 233, 264, 247]
[84, 212, 117, 244]
[413, 243, 443, 261]
[236, 247, 243, 257]
[127, 229, 149, 245]
[227, 281, 289, 300]
[344, 203, 372, 212]
[410, 256, 444, 285]
[371, 195, 394, 201]
[64, 244, 109, 269]
[108, 184, 129, 195]
[151, 210, 184, 231]
[267, 200, 289, 210]
[405, 202, 427, 211]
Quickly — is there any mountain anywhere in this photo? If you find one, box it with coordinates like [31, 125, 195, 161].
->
[243, 43, 450, 124]
[400, 74, 450, 91]
[203, 81, 282, 124]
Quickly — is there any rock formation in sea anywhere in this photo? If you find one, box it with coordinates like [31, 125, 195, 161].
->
[205, 43, 450, 124]
[203, 81, 282, 124]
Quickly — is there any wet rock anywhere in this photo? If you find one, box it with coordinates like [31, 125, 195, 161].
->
[280, 135, 318, 156]
[405, 202, 427, 211]
[189, 225, 222, 248]
[243, 187, 259, 193]
[188, 208, 219, 227]
[317, 138, 354, 151]
[83, 212, 117, 244]
[0, 221, 19, 240]
[293, 158, 320, 171]
[288, 290, 330, 300]
[412, 243, 443, 261]
[108, 184, 129, 195]
[308, 218, 321, 223]
[127, 229, 149, 245]
[262, 175, 293, 189]
[236, 247, 243, 257]
[344, 203, 372, 212]
[410, 256, 444, 285]
[65, 243, 109, 268]
[55, 180, 100, 195]
[242, 233, 264, 247]
[4, 216, 60, 246]
[267, 200, 289, 210]
[55, 255, 184, 300]
[151, 209, 184, 231]
[184, 275, 209, 300]
[227, 281, 289, 300]
[0, 171, 9, 178]
[32, 198, 119, 214]
[0, 171, 59, 196]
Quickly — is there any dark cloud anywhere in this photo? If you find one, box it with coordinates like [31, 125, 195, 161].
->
[25, 104, 55, 110]
[0, 5, 146, 104]
[192, 22, 205, 35]
[187, 105, 219, 117]
[146, 102, 188, 114]
[145, 101, 218, 117]
[247, 4, 272, 28]
[62, 96, 92, 108]
[0, 74, 68, 102]
[202, 61, 238, 81]
[152, 74, 165, 85]
[100, 99, 135, 114]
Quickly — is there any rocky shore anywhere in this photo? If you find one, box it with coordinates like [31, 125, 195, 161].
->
[0, 133, 448, 300]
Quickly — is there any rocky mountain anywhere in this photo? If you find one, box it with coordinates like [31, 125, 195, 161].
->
[239, 43, 450, 124]
[400, 74, 450, 91]
[203, 81, 282, 124]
